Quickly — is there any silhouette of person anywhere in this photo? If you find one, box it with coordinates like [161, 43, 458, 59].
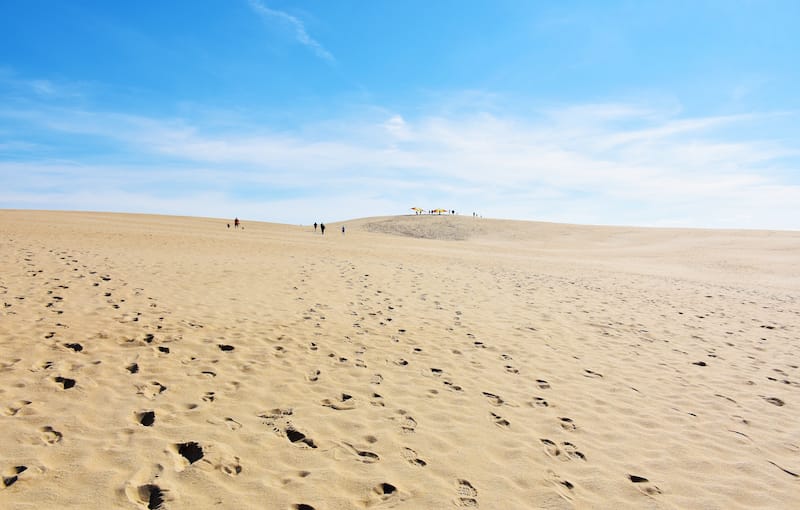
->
[320, 223, 326, 235]
[341, 225, 346, 235]
[234, 217, 240, 229]
[314, 222, 318, 232]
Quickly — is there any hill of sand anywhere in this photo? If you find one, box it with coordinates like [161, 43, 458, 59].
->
[1, 210, 798, 509]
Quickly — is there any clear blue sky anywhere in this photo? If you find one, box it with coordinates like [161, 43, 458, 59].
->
[1, 0, 799, 228]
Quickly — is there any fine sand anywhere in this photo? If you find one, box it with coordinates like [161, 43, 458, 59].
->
[1, 210, 798, 509]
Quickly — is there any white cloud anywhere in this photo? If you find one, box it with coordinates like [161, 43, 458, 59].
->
[384, 115, 411, 140]
[1, 98, 799, 230]
[247, 0, 334, 63]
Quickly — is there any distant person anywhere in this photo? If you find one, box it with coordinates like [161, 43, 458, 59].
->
[234, 217, 240, 229]
[314, 222, 318, 232]
[227, 223, 230, 229]
[320, 223, 326, 235]
[341, 225, 346, 235]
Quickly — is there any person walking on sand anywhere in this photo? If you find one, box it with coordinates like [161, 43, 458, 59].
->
[341, 225, 346, 235]
[314, 222, 318, 232]
[234, 217, 240, 229]
[320, 223, 326, 235]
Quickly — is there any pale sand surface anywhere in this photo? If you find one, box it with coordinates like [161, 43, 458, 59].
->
[1, 210, 798, 509]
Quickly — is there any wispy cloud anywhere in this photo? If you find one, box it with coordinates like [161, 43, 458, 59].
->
[0, 70, 89, 101]
[247, 0, 334, 63]
[2, 93, 799, 229]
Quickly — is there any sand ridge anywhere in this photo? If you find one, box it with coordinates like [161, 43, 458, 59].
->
[1, 210, 798, 509]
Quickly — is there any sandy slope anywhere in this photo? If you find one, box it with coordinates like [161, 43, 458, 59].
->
[1, 210, 798, 509]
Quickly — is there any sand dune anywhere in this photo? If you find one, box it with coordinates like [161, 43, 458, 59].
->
[1, 210, 798, 509]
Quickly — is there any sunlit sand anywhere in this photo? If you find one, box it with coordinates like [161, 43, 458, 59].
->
[1, 210, 798, 509]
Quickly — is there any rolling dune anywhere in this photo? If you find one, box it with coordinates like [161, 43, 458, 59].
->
[1, 210, 798, 509]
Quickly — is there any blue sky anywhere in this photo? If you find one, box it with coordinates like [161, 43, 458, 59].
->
[1, 0, 799, 228]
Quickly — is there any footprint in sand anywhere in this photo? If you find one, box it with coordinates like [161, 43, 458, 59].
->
[260, 408, 293, 424]
[125, 467, 170, 510]
[531, 397, 549, 408]
[40, 425, 63, 445]
[2, 465, 28, 488]
[443, 380, 463, 392]
[284, 428, 318, 448]
[136, 381, 167, 400]
[561, 442, 586, 460]
[559, 417, 577, 431]
[763, 396, 785, 407]
[54, 376, 76, 389]
[173, 441, 204, 471]
[547, 470, 575, 500]
[541, 438, 560, 457]
[482, 392, 505, 406]
[306, 369, 321, 382]
[220, 457, 242, 477]
[368, 482, 400, 506]
[395, 411, 417, 433]
[5, 400, 32, 416]
[541, 439, 586, 461]
[225, 417, 242, 430]
[339, 442, 380, 463]
[455, 479, 478, 507]
[628, 474, 662, 496]
[402, 417, 418, 434]
[490, 412, 510, 428]
[321, 393, 356, 411]
[370, 393, 385, 407]
[401, 447, 427, 467]
[281, 467, 311, 486]
[537, 380, 551, 390]
[260, 408, 318, 449]
[137, 410, 156, 427]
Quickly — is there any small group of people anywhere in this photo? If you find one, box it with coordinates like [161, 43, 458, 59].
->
[225, 217, 347, 235]
[414, 209, 456, 215]
[313, 222, 345, 235]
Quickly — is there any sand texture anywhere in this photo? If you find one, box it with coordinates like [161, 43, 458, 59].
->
[1, 210, 798, 509]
